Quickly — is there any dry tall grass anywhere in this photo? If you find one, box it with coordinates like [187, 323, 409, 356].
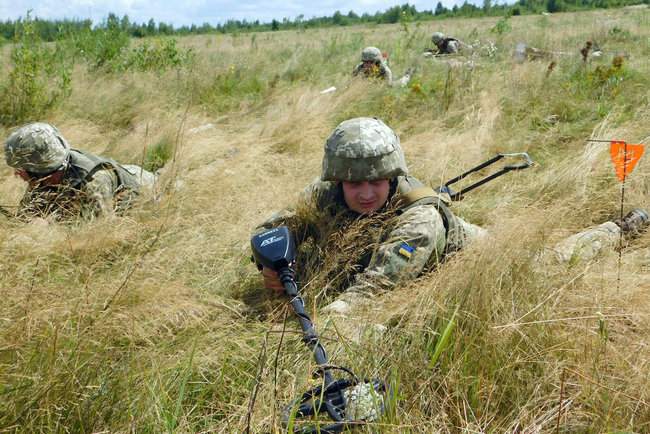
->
[1, 7, 649, 433]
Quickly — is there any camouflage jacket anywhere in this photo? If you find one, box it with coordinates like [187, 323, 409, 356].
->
[352, 61, 394, 84]
[436, 38, 461, 54]
[256, 176, 463, 300]
[18, 149, 142, 220]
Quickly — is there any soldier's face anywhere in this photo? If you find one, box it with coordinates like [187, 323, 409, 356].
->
[342, 179, 390, 214]
[362, 60, 378, 71]
[15, 168, 64, 187]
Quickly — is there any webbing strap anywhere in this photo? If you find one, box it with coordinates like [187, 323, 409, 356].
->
[393, 186, 455, 238]
[394, 186, 438, 209]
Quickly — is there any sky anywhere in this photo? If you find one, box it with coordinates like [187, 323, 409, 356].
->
[0, 0, 473, 27]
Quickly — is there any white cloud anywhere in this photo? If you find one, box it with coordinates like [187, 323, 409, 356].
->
[0, 0, 471, 26]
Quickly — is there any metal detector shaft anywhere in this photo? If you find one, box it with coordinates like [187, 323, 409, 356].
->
[440, 152, 533, 201]
[279, 268, 346, 422]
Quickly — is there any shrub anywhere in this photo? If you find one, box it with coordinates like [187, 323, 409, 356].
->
[608, 26, 632, 41]
[0, 13, 72, 126]
[144, 135, 174, 172]
[70, 16, 130, 70]
[195, 65, 267, 114]
[118, 38, 195, 72]
[490, 15, 512, 35]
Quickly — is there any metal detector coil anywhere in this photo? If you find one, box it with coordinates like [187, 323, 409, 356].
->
[251, 228, 387, 433]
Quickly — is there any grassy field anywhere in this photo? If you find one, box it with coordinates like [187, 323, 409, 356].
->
[1, 6, 649, 433]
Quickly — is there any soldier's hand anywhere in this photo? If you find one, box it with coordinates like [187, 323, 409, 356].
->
[262, 267, 284, 294]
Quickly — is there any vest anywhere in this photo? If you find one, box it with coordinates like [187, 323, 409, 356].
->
[392, 176, 458, 241]
[66, 149, 142, 193]
[439, 38, 459, 54]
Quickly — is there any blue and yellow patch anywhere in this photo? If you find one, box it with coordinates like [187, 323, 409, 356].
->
[398, 242, 415, 259]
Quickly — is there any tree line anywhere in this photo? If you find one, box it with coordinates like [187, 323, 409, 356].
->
[1, 0, 647, 42]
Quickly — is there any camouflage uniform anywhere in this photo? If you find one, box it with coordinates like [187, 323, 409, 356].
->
[513, 43, 555, 63]
[4, 123, 157, 221]
[552, 208, 649, 263]
[352, 47, 412, 88]
[431, 32, 462, 55]
[256, 118, 484, 313]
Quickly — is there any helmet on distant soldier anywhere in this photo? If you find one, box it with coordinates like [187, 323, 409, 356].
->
[5, 123, 70, 174]
[361, 46, 383, 63]
[431, 32, 446, 44]
[321, 117, 408, 182]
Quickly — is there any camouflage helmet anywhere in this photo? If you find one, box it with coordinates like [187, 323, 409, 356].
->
[321, 117, 408, 182]
[361, 46, 383, 63]
[431, 32, 446, 44]
[4, 122, 70, 173]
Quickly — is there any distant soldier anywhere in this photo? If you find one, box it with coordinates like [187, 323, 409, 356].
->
[429, 32, 465, 55]
[352, 46, 413, 88]
[513, 42, 554, 63]
[4, 122, 157, 221]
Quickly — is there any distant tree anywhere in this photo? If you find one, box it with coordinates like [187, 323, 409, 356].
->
[132, 23, 146, 37]
[547, 0, 561, 12]
[106, 13, 120, 30]
[158, 22, 173, 35]
[483, 0, 493, 11]
[435, 1, 447, 15]
[120, 14, 130, 31]
[271, 19, 279, 31]
[333, 10, 346, 25]
[383, 5, 401, 23]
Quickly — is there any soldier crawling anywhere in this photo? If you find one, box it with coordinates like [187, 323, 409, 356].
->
[428, 32, 466, 55]
[255, 117, 484, 318]
[254, 117, 648, 330]
[3, 122, 157, 221]
[352, 47, 413, 88]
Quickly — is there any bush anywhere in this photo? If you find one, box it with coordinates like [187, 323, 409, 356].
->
[70, 15, 130, 70]
[143, 135, 174, 172]
[195, 65, 268, 114]
[0, 13, 72, 126]
[490, 15, 512, 35]
[608, 26, 632, 41]
[118, 38, 195, 72]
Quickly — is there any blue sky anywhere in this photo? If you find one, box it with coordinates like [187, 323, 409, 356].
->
[0, 0, 472, 26]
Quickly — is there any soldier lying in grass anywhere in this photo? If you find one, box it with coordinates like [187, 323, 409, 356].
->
[254, 117, 648, 339]
[352, 47, 413, 88]
[4, 122, 157, 221]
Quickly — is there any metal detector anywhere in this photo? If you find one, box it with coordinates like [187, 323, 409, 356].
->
[251, 227, 387, 433]
[436, 152, 534, 201]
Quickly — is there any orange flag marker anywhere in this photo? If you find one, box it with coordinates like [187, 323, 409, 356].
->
[610, 141, 645, 182]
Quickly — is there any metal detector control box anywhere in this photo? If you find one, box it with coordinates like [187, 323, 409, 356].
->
[251, 226, 296, 271]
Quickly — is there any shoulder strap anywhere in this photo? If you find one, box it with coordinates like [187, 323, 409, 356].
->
[71, 149, 141, 193]
[393, 186, 456, 236]
[394, 186, 451, 209]
[394, 186, 436, 209]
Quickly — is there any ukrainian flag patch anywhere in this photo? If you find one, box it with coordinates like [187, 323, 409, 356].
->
[398, 242, 415, 259]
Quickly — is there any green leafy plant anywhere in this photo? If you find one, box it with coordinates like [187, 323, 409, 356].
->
[144, 135, 175, 172]
[490, 15, 512, 35]
[120, 38, 194, 72]
[0, 12, 72, 126]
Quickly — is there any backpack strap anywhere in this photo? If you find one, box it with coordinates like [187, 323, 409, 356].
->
[393, 186, 456, 237]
